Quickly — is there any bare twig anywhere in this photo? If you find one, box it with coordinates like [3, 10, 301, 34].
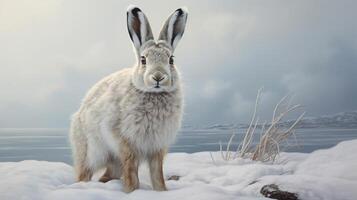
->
[216, 89, 305, 163]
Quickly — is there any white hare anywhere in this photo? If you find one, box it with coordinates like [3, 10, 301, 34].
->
[69, 5, 188, 192]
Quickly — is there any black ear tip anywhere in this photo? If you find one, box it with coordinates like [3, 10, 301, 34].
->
[175, 7, 188, 16]
[127, 5, 142, 16]
[131, 7, 141, 15]
[176, 8, 183, 16]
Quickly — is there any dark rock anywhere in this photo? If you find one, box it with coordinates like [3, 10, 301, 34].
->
[167, 175, 180, 181]
[260, 184, 298, 200]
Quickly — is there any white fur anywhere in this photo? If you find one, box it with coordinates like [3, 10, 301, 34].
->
[70, 67, 183, 171]
[69, 6, 188, 177]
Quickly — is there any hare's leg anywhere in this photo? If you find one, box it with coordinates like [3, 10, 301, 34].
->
[72, 139, 93, 182]
[99, 155, 122, 183]
[119, 139, 139, 193]
[148, 149, 167, 191]
[70, 115, 93, 182]
[77, 165, 93, 182]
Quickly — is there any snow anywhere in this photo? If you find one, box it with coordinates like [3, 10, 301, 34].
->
[1, 140, 357, 200]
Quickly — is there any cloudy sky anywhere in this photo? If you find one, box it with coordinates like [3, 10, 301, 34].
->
[1, 0, 356, 128]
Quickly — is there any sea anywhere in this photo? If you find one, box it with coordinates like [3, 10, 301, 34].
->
[0, 128, 356, 164]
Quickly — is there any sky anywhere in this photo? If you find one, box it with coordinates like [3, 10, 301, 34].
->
[0, 0, 357, 128]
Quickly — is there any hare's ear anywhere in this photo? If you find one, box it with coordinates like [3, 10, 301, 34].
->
[127, 6, 154, 55]
[158, 7, 188, 52]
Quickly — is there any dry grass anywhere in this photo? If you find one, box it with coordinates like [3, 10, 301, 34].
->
[216, 89, 305, 162]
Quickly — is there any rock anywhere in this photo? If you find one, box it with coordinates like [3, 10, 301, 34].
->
[260, 184, 298, 200]
[168, 175, 180, 181]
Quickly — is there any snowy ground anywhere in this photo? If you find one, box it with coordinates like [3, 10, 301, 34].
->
[1, 140, 357, 200]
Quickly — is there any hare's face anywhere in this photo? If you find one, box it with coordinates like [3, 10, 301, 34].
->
[133, 43, 179, 92]
[127, 6, 187, 93]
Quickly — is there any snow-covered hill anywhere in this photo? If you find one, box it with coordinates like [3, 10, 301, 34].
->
[287, 111, 357, 128]
[198, 111, 357, 130]
[1, 140, 357, 200]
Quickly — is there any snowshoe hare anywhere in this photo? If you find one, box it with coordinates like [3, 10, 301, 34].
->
[69, 5, 188, 192]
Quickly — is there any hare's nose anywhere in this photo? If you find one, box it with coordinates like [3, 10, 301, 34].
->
[152, 71, 165, 82]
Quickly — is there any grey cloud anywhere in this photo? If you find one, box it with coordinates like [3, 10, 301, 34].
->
[0, 0, 356, 128]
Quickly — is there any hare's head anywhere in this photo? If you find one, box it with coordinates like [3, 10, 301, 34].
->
[127, 6, 188, 93]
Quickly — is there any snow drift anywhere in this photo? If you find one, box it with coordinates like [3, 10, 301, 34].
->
[1, 140, 357, 200]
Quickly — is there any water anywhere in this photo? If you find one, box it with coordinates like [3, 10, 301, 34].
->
[0, 128, 356, 164]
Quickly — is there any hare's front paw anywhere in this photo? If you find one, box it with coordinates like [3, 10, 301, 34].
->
[122, 173, 139, 193]
[122, 183, 139, 193]
[153, 185, 167, 191]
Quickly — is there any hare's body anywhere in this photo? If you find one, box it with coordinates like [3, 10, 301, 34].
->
[70, 68, 182, 169]
[70, 6, 188, 192]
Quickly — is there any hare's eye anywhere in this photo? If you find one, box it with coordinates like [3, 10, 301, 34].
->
[140, 56, 146, 65]
[169, 56, 174, 65]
